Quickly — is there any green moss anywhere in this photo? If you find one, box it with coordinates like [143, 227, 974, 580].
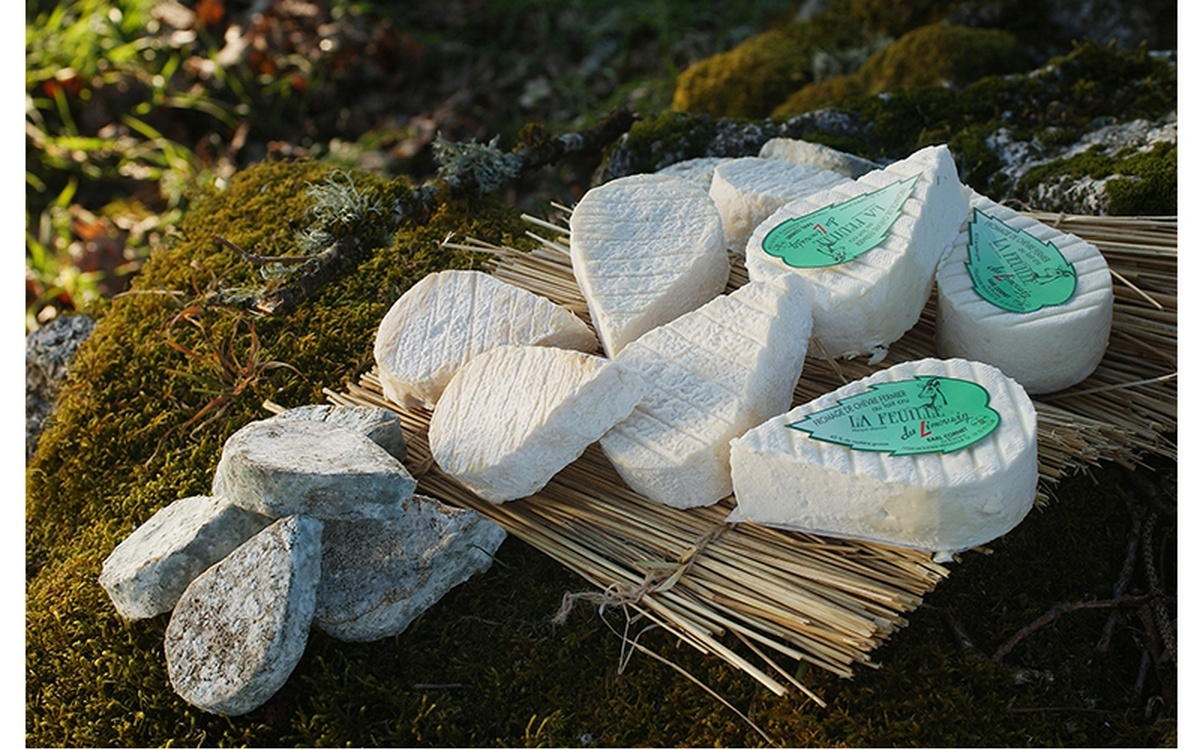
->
[597, 110, 718, 176]
[776, 24, 1028, 115]
[1015, 140, 1177, 215]
[771, 41, 1175, 195]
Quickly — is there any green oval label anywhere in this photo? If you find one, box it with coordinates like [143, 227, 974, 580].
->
[761, 174, 918, 268]
[787, 375, 1001, 456]
[965, 208, 1077, 313]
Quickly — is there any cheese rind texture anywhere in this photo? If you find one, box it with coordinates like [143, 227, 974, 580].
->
[729, 357, 1037, 558]
[570, 173, 728, 357]
[373, 269, 597, 409]
[429, 345, 645, 503]
[657, 156, 737, 191]
[745, 144, 969, 361]
[935, 192, 1114, 394]
[759, 137, 878, 179]
[708, 157, 846, 253]
[601, 275, 814, 509]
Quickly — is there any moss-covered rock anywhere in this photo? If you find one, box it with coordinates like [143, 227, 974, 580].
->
[775, 23, 1028, 115]
[669, 0, 968, 118]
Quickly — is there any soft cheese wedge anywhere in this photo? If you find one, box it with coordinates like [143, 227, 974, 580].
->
[745, 144, 969, 362]
[729, 357, 1037, 560]
[708, 157, 846, 253]
[600, 275, 814, 509]
[569, 173, 728, 357]
[759, 137, 878, 179]
[429, 345, 645, 503]
[936, 192, 1114, 394]
[374, 270, 597, 408]
[657, 156, 736, 191]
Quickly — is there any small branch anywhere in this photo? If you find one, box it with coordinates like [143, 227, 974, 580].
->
[993, 595, 1154, 663]
[206, 237, 351, 316]
[213, 235, 324, 266]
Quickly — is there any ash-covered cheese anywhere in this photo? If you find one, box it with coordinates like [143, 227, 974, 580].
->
[759, 137, 878, 179]
[600, 275, 814, 509]
[936, 193, 1114, 394]
[745, 144, 969, 362]
[570, 173, 728, 357]
[374, 270, 597, 409]
[429, 345, 644, 503]
[729, 357, 1037, 560]
[708, 157, 846, 253]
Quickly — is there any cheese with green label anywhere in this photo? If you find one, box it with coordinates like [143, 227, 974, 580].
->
[708, 157, 846, 253]
[745, 144, 969, 362]
[429, 345, 644, 503]
[935, 193, 1113, 394]
[729, 357, 1037, 560]
[569, 173, 729, 357]
[374, 270, 597, 409]
[600, 275, 814, 509]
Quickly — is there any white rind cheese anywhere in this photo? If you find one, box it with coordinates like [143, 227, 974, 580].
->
[708, 157, 846, 254]
[936, 192, 1114, 394]
[745, 144, 969, 362]
[374, 270, 597, 409]
[569, 173, 729, 357]
[729, 357, 1037, 559]
[759, 137, 878, 179]
[657, 156, 737, 191]
[429, 345, 645, 503]
[600, 275, 814, 509]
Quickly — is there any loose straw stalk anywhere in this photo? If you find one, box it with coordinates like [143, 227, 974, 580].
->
[323, 211, 1175, 705]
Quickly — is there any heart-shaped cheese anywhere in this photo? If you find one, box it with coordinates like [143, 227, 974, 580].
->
[569, 173, 728, 357]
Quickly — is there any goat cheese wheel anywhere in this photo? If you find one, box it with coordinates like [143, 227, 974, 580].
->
[569, 173, 728, 357]
[374, 270, 597, 409]
[729, 357, 1037, 560]
[708, 157, 846, 253]
[600, 275, 814, 509]
[759, 137, 878, 179]
[746, 144, 969, 362]
[936, 193, 1114, 394]
[429, 345, 645, 503]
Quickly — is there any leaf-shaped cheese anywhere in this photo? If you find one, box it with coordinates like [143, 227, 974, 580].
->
[730, 357, 1037, 560]
[429, 345, 645, 503]
[936, 192, 1113, 394]
[569, 173, 729, 357]
[600, 275, 814, 509]
[374, 270, 597, 409]
[746, 144, 969, 362]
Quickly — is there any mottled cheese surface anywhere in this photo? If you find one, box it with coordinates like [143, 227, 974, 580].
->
[745, 144, 969, 362]
[601, 274, 814, 509]
[570, 173, 728, 357]
[373, 270, 596, 409]
[936, 192, 1113, 394]
[729, 357, 1037, 559]
[429, 345, 644, 503]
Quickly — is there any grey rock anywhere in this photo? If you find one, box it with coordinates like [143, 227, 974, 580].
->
[26, 314, 95, 459]
[99, 495, 272, 620]
[314, 495, 507, 642]
[268, 404, 407, 462]
[212, 419, 417, 520]
[164, 515, 323, 716]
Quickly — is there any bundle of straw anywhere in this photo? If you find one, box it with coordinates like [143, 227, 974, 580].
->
[324, 209, 1176, 706]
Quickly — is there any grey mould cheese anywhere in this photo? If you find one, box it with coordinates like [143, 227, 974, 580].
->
[374, 270, 597, 409]
[745, 144, 969, 362]
[936, 192, 1113, 394]
[569, 173, 728, 357]
[729, 357, 1037, 560]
